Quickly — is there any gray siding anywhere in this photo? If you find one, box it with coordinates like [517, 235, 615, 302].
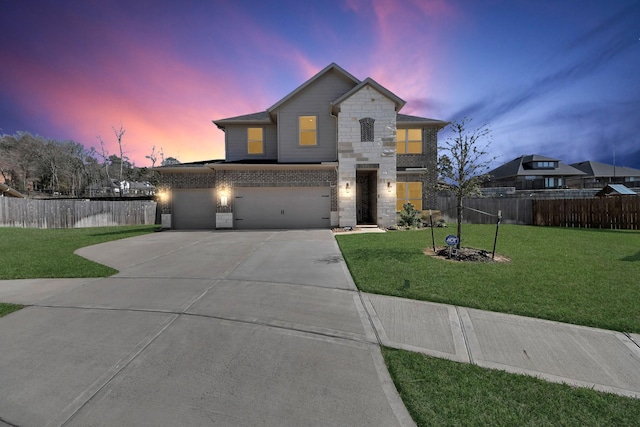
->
[277, 71, 356, 163]
[225, 124, 277, 162]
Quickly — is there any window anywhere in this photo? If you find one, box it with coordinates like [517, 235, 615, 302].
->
[299, 116, 317, 146]
[359, 117, 375, 142]
[396, 129, 422, 154]
[544, 177, 563, 188]
[536, 161, 556, 169]
[396, 181, 422, 211]
[247, 128, 263, 154]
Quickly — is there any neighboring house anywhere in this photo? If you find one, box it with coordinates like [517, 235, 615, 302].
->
[84, 180, 156, 197]
[156, 63, 447, 229]
[568, 161, 640, 189]
[485, 155, 585, 190]
[0, 182, 25, 198]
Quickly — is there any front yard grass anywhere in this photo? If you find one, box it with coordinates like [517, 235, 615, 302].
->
[336, 225, 640, 332]
[0, 303, 22, 317]
[383, 347, 640, 426]
[0, 225, 158, 279]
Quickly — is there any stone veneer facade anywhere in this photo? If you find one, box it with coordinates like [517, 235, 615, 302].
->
[337, 85, 397, 228]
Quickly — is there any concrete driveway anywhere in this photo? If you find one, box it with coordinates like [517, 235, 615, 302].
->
[0, 230, 413, 427]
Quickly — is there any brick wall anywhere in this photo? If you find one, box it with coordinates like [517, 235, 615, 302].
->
[214, 169, 337, 214]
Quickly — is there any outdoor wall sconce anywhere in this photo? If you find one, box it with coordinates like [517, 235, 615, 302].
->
[387, 181, 392, 193]
[158, 190, 169, 203]
[219, 188, 229, 207]
[345, 182, 350, 194]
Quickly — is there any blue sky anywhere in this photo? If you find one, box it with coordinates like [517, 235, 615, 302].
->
[1, 0, 639, 168]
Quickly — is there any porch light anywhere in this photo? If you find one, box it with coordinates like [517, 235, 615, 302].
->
[345, 182, 350, 194]
[387, 181, 392, 192]
[219, 188, 229, 207]
[158, 190, 169, 203]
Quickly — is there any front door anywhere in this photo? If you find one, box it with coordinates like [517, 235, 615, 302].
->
[356, 171, 377, 224]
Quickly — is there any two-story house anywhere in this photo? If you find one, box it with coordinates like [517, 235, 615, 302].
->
[157, 63, 447, 229]
[485, 154, 585, 190]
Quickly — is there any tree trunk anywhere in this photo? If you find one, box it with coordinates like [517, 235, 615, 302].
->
[456, 196, 463, 249]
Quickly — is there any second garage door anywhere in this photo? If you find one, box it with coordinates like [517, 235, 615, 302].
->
[234, 187, 331, 229]
[172, 189, 216, 229]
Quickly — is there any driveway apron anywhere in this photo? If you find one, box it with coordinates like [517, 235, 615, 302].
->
[0, 230, 413, 427]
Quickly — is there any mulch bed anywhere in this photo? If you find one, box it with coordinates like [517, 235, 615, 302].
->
[423, 246, 510, 263]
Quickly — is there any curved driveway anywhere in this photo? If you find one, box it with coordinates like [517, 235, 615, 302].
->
[0, 230, 414, 426]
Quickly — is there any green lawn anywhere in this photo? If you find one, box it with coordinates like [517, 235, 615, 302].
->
[336, 225, 640, 332]
[383, 347, 640, 426]
[0, 225, 158, 279]
[0, 303, 22, 317]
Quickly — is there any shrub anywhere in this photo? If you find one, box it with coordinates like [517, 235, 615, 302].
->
[398, 203, 421, 228]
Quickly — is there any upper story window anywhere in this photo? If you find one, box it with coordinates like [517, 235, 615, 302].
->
[247, 128, 263, 154]
[535, 161, 556, 169]
[396, 129, 422, 154]
[299, 116, 317, 146]
[359, 117, 375, 142]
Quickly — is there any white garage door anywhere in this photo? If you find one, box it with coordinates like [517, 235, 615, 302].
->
[234, 187, 331, 229]
[172, 189, 216, 229]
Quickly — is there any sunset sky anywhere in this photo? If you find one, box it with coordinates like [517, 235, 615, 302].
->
[2, 0, 639, 169]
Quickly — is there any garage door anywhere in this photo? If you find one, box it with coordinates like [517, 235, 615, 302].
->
[234, 187, 331, 229]
[172, 189, 216, 229]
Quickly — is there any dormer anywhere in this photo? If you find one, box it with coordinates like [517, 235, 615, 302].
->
[522, 155, 559, 170]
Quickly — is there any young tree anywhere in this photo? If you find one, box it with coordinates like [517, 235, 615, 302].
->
[438, 118, 496, 249]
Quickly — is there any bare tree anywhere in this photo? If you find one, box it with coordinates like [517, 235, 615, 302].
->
[438, 118, 496, 248]
[0, 132, 42, 193]
[95, 135, 114, 194]
[145, 145, 158, 167]
[112, 125, 127, 182]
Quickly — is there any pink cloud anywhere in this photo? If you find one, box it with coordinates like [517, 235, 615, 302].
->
[342, 0, 460, 116]
[2, 22, 274, 166]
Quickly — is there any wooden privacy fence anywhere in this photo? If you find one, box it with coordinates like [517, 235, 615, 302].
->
[533, 196, 639, 229]
[437, 196, 533, 225]
[0, 198, 157, 228]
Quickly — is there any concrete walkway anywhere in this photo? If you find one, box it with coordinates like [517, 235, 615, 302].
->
[0, 230, 639, 426]
[363, 294, 640, 399]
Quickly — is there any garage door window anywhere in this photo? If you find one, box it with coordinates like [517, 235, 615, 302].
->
[248, 128, 263, 154]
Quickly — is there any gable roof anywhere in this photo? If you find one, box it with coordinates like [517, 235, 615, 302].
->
[267, 63, 360, 114]
[330, 77, 405, 114]
[488, 155, 585, 179]
[213, 63, 446, 131]
[571, 160, 640, 178]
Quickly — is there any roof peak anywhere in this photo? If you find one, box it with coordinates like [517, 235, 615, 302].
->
[267, 63, 360, 113]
